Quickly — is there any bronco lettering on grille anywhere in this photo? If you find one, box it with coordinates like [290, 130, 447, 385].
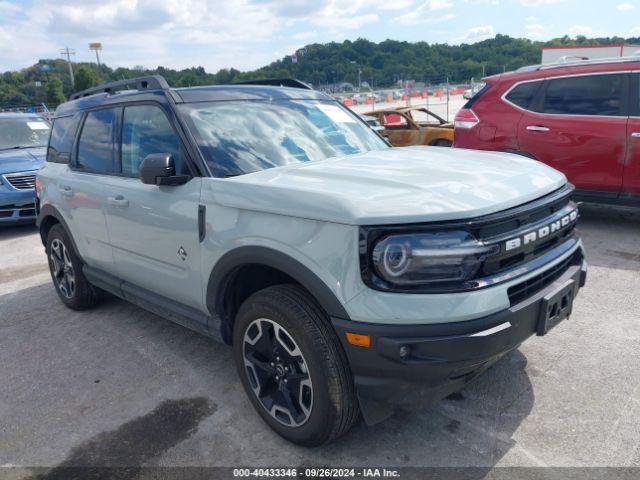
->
[505, 209, 578, 252]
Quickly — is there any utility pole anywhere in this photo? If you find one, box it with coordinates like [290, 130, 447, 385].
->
[60, 47, 76, 88]
[89, 43, 103, 75]
[482, 63, 486, 77]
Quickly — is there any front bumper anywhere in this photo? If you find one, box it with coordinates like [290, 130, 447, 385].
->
[0, 189, 37, 224]
[332, 255, 587, 425]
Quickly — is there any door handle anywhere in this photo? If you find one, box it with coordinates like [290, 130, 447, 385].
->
[526, 125, 550, 132]
[58, 186, 73, 197]
[107, 195, 129, 208]
[631, 132, 640, 138]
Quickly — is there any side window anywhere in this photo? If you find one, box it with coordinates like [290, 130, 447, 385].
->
[381, 113, 409, 128]
[77, 108, 117, 173]
[505, 81, 543, 110]
[47, 114, 81, 164]
[540, 74, 625, 116]
[121, 105, 183, 177]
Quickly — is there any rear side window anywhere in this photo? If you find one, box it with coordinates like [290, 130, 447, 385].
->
[121, 105, 183, 177]
[505, 81, 543, 109]
[540, 74, 625, 116]
[462, 83, 491, 108]
[76, 108, 117, 173]
[47, 114, 81, 163]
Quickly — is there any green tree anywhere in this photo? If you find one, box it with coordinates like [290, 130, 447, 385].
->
[45, 76, 66, 105]
[74, 66, 100, 92]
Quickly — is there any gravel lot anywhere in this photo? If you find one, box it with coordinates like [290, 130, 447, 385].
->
[0, 204, 639, 476]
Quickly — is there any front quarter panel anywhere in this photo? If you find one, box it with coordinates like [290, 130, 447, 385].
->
[199, 179, 364, 315]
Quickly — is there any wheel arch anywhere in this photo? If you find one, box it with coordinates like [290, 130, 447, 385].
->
[206, 246, 350, 344]
[37, 204, 80, 256]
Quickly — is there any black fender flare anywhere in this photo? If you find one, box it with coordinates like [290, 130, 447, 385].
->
[206, 246, 351, 327]
[36, 204, 80, 256]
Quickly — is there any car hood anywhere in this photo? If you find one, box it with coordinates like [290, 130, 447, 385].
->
[0, 147, 46, 175]
[210, 146, 567, 225]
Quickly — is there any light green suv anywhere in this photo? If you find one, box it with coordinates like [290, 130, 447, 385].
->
[37, 76, 587, 446]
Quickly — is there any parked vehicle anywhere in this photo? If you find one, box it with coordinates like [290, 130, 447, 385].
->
[0, 113, 49, 224]
[368, 106, 454, 146]
[358, 113, 385, 132]
[453, 56, 640, 206]
[37, 76, 586, 446]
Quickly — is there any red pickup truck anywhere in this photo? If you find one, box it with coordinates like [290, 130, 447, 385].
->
[453, 57, 640, 206]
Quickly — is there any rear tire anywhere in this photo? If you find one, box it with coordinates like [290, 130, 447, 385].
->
[46, 224, 101, 310]
[233, 284, 359, 446]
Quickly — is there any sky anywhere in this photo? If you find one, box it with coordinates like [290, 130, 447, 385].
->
[0, 0, 634, 73]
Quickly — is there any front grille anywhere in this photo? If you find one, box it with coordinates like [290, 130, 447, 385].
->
[0, 203, 36, 218]
[4, 172, 36, 190]
[507, 250, 582, 305]
[19, 208, 36, 217]
[478, 189, 577, 278]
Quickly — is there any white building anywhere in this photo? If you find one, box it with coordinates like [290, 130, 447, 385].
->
[541, 44, 640, 64]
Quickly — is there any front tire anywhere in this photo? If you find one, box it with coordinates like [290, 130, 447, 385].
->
[46, 224, 101, 310]
[233, 284, 359, 446]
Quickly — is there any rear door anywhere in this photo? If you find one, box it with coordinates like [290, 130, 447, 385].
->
[60, 108, 117, 274]
[623, 72, 640, 197]
[516, 72, 628, 194]
[101, 103, 204, 310]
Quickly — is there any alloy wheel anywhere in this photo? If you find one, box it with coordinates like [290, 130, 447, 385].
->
[49, 238, 75, 299]
[243, 318, 313, 427]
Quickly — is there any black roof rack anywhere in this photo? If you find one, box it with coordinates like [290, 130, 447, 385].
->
[68, 75, 171, 101]
[233, 78, 313, 90]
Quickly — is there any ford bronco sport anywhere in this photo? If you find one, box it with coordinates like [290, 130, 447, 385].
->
[37, 76, 587, 446]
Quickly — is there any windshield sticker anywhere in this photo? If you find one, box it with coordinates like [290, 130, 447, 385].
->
[27, 121, 49, 130]
[316, 104, 356, 123]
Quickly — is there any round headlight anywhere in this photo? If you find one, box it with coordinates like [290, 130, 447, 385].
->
[382, 242, 410, 277]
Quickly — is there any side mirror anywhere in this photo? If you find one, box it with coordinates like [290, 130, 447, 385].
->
[139, 154, 189, 186]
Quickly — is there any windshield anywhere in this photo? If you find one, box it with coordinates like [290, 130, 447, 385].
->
[0, 117, 50, 150]
[179, 100, 388, 177]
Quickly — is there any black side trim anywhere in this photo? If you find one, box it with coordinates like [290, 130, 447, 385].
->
[198, 205, 206, 242]
[575, 189, 640, 207]
[83, 265, 221, 341]
[207, 246, 350, 321]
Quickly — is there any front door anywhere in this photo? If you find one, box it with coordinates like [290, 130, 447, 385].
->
[517, 72, 628, 194]
[380, 112, 419, 146]
[102, 103, 204, 310]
